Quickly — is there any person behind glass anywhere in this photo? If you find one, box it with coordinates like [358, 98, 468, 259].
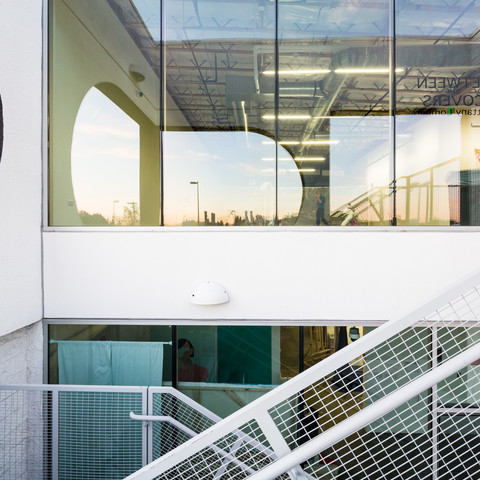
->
[177, 338, 209, 382]
[315, 191, 329, 226]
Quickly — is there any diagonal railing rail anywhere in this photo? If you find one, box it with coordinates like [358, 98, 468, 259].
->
[124, 271, 480, 480]
[330, 157, 459, 226]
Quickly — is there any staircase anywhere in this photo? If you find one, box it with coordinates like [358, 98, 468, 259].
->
[124, 272, 480, 480]
[330, 157, 459, 226]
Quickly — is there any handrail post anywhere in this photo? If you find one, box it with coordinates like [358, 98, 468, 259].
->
[52, 390, 59, 480]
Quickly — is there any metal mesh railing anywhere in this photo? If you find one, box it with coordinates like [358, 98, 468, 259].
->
[124, 273, 480, 480]
[0, 385, 224, 480]
[0, 388, 52, 480]
[58, 390, 144, 479]
[269, 295, 480, 451]
[151, 390, 219, 459]
[271, 361, 480, 480]
[151, 419, 279, 480]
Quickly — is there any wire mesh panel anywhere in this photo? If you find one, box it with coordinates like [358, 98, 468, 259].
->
[150, 390, 218, 460]
[151, 420, 277, 480]
[0, 388, 52, 480]
[58, 389, 145, 479]
[268, 287, 480, 452]
[276, 362, 480, 480]
[437, 411, 480, 479]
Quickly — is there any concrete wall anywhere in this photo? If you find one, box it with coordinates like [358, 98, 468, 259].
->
[0, 0, 43, 337]
[43, 229, 480, 321]
[0, 321, 43, 384]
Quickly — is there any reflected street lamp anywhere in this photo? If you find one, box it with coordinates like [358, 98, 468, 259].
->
[190, 181, 200, 226]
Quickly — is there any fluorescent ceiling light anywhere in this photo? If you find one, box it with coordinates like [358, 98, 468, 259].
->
[263, 115, 312, 120]
[262, 69, 331, 75]
[263, 114, 343, 120]
[302, 140, 339, 145]
[295, 157, 325, 161]
[334, 68, 405, 74]
[280, 87, 316, 91]
[241, 100, 248, 133]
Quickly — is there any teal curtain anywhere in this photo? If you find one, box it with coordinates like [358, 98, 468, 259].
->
[112, 342, 164, 386]
[53, 341, 168, 386]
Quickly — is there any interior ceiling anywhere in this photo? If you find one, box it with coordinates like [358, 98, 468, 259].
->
[106, 0, 480, 165]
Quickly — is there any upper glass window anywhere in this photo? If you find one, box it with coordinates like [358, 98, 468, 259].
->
[48, 0, 480, 227]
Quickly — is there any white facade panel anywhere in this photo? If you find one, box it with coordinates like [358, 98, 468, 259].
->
[0, 0, 43, 337]
[43, 230, 480, 321]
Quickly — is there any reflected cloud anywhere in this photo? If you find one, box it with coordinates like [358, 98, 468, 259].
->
[75, 123, 139, 140]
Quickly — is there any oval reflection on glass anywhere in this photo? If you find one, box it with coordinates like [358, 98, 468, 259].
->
[71, 87, 140, 226]
[163, 131, 302, 226]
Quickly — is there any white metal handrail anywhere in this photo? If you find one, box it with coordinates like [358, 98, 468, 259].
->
[246, 341, 480, 480]
[124, 270, 480, 480]
[130, 412, 259, 476]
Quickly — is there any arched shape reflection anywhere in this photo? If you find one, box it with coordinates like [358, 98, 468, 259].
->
[71, 87, 140, 226]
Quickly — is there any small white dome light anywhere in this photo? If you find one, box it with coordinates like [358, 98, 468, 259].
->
[191, 281, 229, 305]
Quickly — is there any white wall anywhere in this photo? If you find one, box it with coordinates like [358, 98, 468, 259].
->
[0, 1, 43, 337]
[43, 229, 480, 321]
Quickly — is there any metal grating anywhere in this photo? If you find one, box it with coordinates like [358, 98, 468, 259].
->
[151, 391, 217, 460]
[0, 389, 51, 480]
[268, 287, 480, 451]
[278, 366, 480, 480]
[151, 420, 277, 480]
[0, 385, 222, 480]
[58, 390, 144, 479]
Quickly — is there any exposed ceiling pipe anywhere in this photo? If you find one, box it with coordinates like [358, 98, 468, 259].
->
[296, 74, 346, 154]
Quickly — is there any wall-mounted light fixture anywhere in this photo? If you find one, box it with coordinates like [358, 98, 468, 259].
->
[191, 281, 229, 305]
[129, 64, 146, 83]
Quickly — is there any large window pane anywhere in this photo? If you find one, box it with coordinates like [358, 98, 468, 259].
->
[49, 0, 161, 226]
[163, 0, 276, 226]
[396, 1, 480, 225]
[277, 0, 393, 226]
[49, 1, 480, 229]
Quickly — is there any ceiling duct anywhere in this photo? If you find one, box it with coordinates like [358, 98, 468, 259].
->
[331, 44, 474, 71]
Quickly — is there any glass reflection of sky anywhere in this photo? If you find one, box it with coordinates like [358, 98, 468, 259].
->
[163, 131, 302, 226]
[164, 0, 388, 42]
[72, 88, 140, 220]
[329, 116, 391, 210]
[131, 0, 160, 42]
[71, 88, 302, 225]
[396, 0, 480, 37]
[133, 0, 478, 43]
[329, 115, 462, 211]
